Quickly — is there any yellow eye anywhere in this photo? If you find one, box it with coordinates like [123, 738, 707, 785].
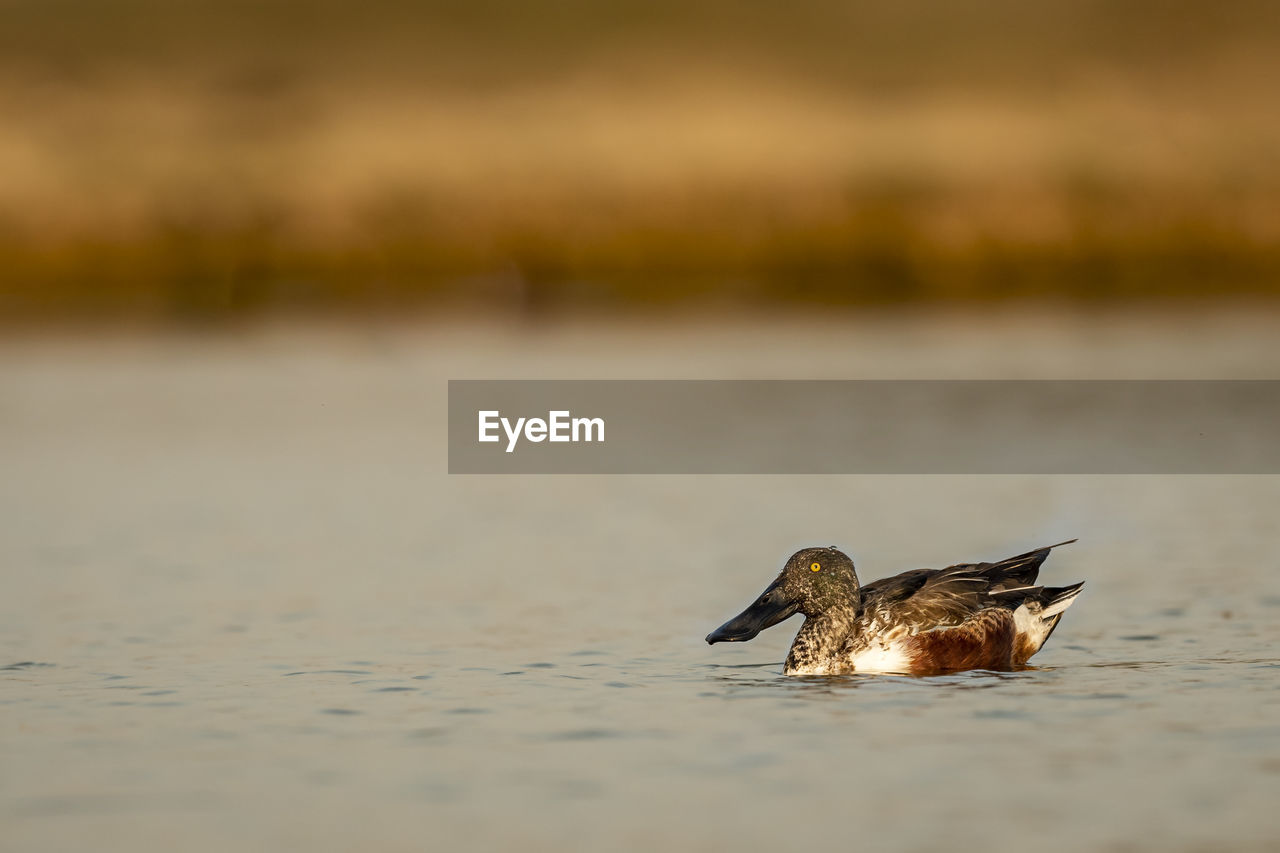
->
[810, 562, 821, 572]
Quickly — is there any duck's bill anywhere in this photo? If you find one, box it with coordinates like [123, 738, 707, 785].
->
[705, 581, 799, 644]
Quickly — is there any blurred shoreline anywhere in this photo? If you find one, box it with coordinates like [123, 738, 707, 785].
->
[4, 305, 1279, 384]
[2, 1, 1279, 323]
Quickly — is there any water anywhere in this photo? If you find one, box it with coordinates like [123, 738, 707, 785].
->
[3, 312, 1279, 852]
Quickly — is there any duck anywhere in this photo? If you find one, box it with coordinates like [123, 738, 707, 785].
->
[706, 540, 1084, 676]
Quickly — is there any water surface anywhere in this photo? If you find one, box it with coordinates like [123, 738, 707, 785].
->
[3, 314, 1278, 852]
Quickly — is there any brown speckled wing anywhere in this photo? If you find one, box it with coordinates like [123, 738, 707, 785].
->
[859, 542, 1068, 633]
[863, 564, 996, 632]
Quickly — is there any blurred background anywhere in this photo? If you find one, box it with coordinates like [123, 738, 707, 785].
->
[2, 0, 1279, 323]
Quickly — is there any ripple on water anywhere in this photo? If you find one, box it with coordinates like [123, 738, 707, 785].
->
[546, 728, 622, 741]
[407, 727, 449, 739]
[283, 670, 374, 677]
[973, 709, 1033, 720]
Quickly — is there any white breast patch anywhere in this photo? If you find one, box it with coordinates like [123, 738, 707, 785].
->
[848, 642, 910, 674]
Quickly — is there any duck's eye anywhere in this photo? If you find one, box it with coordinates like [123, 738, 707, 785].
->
[810, 562, 821, 572]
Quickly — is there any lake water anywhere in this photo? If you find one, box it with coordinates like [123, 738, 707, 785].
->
[3, 311, 1279, 852]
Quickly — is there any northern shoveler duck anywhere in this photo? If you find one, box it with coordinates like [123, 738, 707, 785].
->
[706, 541, 1084, 676]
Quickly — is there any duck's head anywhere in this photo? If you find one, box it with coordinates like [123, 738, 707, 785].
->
[705, 546, 859, 644]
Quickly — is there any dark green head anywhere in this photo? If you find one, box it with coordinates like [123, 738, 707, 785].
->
[705, 546, 860, 644]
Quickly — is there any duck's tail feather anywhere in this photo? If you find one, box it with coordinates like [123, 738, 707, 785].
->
[1041, 581, 1086, 618]
[1036, 581, 1086, 647]
[979, 538, 1077, 590]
